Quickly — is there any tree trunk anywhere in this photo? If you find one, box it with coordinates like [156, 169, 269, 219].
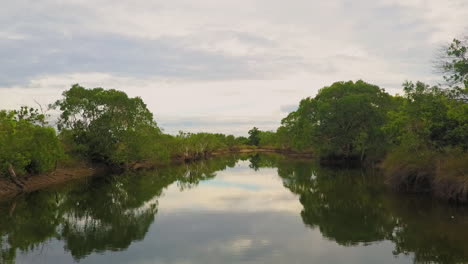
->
[8, 164, 25, 190]
[360, 147, 366, 162]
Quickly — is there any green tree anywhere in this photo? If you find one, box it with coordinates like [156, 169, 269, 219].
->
[279, 80, 393, 160]
[384, 81, 467, 151]
[278, 98, 315, 151]
[51, 84, 165, 165]
[438, 37, 468, 89]
[248, 127, 261, 146]
[380, 37, 468, 201]
[235, 136, 249, 145]
[258, 131, 278, 147]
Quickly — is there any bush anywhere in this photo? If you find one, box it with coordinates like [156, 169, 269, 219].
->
[382, 146, 468, 202]
[0, 108, 63, 177]
[433, 149, 468, 202]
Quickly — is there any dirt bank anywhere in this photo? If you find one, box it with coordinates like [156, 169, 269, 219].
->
[0, 162, 109, 201]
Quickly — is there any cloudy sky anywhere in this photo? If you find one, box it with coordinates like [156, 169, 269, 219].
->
[1, 0, 467, 135]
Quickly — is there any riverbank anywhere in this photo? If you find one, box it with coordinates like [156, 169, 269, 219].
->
[381, 151, 468, 203]
[0, 148, 312, 200]
[0, 161, 110, 201]
[2, 148, 465, 204]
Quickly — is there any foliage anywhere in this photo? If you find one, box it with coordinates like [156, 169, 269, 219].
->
[248, 127, 261, 146]
[168, 132, 248, 160]
[258, 130, 278, 147]
[438, 38, 468, 89]
[234, 136, 249, 145]
[0, 107, 63, 176]
[50, 84, 251, 166]
[51, 84, 166, 165]
[380, 38, 467, 200]
[278, 80, 393, 160]
[381, 80, 468, 200]
[384, 81, 467, 151]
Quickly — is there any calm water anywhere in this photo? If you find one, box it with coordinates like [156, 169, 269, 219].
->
[1, 154, 467, 264]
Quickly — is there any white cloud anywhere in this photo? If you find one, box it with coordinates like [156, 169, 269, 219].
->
[159, 161, 302, 213]
[1, 0, 466, 134]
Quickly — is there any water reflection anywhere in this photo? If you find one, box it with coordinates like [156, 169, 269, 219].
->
[0, 153, 467, 264]
[0, 155, 242, 263]
[255, 154, 468, 264]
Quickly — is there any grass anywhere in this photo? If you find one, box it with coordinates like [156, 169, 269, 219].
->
[381, 147, 468, 203]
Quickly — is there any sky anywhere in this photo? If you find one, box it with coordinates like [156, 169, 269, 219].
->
[1, 0, 467, 135]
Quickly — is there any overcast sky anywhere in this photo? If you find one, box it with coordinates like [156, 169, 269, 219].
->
[1, 0, 467, 135]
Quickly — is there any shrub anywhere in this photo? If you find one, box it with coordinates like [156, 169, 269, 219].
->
[0, 108, 63, 177]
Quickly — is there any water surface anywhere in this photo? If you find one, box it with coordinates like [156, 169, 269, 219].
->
[1, 154, 467, 264]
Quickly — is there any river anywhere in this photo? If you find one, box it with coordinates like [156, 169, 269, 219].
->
[1, 153, 467, 264]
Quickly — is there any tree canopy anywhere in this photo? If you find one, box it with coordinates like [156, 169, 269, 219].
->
[248, 127, 261, 146]
[278, 80, 393, 160]
[438, 38, 468, 89]
[51, 84, 163, 165]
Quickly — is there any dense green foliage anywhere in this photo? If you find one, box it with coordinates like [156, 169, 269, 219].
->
[247, 127, 261, 146]
[385, 82, 466, 150]
[257, 130, 278, 147]
[51, 84, 167, 165]
[0, 107, 62, 177]
[276, 80, 393, 160]
[381, 81, 467, 199]
[50, 84, 251, 168]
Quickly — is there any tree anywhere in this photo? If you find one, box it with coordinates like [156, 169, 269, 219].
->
[381, 81, 468, 194]
[278, 98, 316, 151]
[235, 136, 249, 145]
[437, 37, 468, 89]
[385, 81, 467, 151]
[51, 84, 164, 165]
[279, 80, 393, 160]
[258, 131, 278, 147]
[248, 127, 261, 146]
[378, 37, 468, 200]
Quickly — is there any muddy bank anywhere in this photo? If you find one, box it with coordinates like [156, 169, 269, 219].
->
[0, 162, 109, 201]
